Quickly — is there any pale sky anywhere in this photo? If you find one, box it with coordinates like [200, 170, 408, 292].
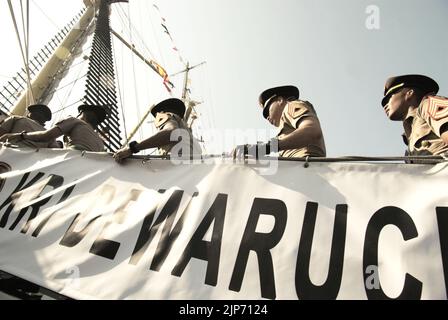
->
[0, 0, 447, 156]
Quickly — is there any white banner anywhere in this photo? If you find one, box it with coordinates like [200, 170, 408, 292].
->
[0, 147, 447, 300]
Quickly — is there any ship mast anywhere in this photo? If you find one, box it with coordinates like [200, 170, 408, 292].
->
[3, 0, 129, 152]
[2, 1, 205, 150]
[175, 61, 206, 128]
[82, 0, 129, 151]
[9, 2, 96, 116]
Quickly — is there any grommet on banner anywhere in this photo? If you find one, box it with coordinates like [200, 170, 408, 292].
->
[304, 156, 310, 168]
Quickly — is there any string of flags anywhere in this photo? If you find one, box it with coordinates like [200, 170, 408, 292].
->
[149, 59, 174, 93]
[153, 3, 186, 66]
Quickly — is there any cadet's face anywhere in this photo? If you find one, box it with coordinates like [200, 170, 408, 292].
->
[81, 110, 98, 124]
[384, 89, 408, 121]
[28, 111, 45, 124]
[267, 98, 284, 127]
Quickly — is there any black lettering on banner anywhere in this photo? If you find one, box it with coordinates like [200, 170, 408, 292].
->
[90, 189, 143, 260]
[0, 172, 45, 228]
[295, 202, 348, 300]
[171, 193, 227, 286]
[59, 184, 115, 248]
[229, 198, 287, 300]
[0, 162, 11, 192]
[12, 175, 64, 233]
[129, 190, 185, 266]
[59, 214, 101, 247]
[32, 185, 76, 237]
[150, 192, 199, 271]
[436, 207, 448, 297]
[363, 206, 422, 300]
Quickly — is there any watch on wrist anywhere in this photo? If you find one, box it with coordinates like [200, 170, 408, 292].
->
[128, 141, 139, 154]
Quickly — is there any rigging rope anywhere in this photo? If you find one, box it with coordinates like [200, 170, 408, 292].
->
[116, 5, 154, 62]
[7, 0, 35, 106]
[112, 35, 128, 140]
[201, 65, 218, 140]
[51, 98, 83, 114]
[20, 0, 32, 107]
[115, 4, 174, 94]
[19, 1, 28, 70]
[30, 0, 59, 29]
[111, 10, 132, 143]
[47, 21, 93, 124]
[46, 74, 87, 97]
[25, 0, 30, 104]
[126, 2, 144, 142]
[141, 2, 174, 93]
[150, 3, 211, 152]
[55, 55, 88, 122]
[146, 2, 167, 71]
[152, 4, 186, 66]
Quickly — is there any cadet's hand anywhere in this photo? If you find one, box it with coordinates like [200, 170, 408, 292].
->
[232, 142, 271, 160]
[0, 133, 21, 143]
[232, 144, 260, 159]
[113, 147, 133, 164]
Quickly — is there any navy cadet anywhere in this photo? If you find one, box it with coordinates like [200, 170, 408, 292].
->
[0, 104, 59, 148]
[381, 74, 448, 158]
[0, 104, 106, 152]
[113, 98, 202, 163]
[233, 85, 326, 158]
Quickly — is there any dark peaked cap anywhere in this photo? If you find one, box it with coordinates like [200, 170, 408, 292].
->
[382, 74, 439, 107]
[27, 104, 52, 122]
[259, 85, 300, 119]
[78, 104, 107, 123]
[150, 98, 186, 118]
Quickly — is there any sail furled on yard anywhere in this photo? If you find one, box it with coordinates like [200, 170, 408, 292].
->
[83, 0, 128, 152]
[0, 9, 86, 116]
